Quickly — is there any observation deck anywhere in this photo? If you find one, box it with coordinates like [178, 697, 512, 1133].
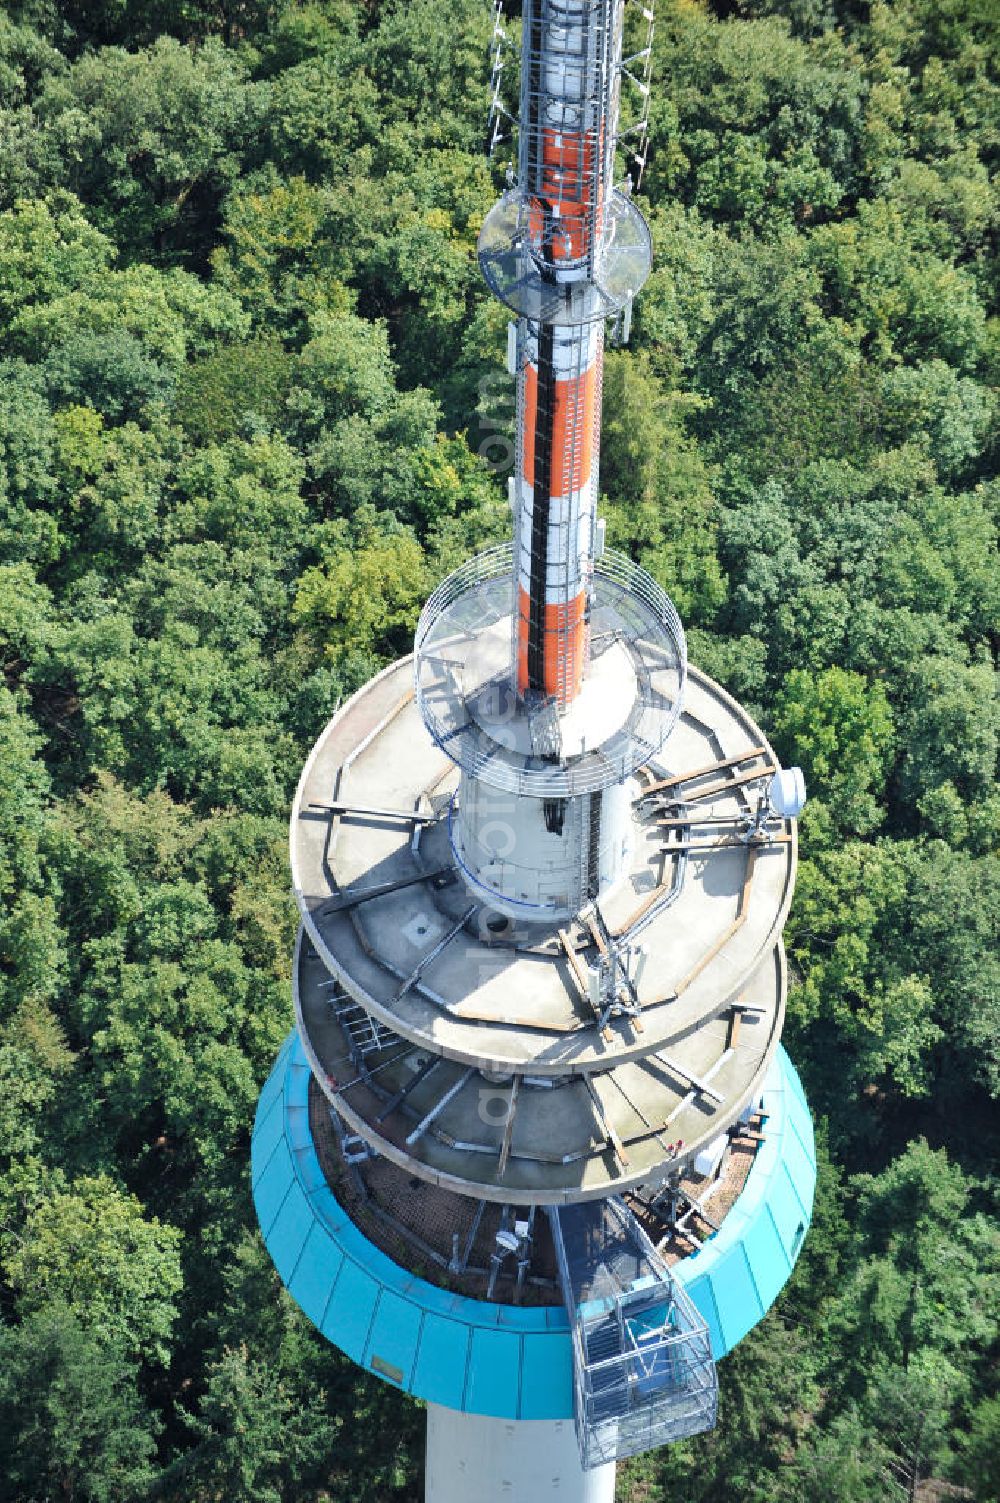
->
[252, 1029, 817, 1419]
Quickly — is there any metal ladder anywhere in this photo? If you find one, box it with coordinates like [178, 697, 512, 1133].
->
[553, 325, 591, 707]
[335, 1000, 395, 1058]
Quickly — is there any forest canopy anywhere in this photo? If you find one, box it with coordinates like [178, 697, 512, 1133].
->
[0, 1, 997, 1500]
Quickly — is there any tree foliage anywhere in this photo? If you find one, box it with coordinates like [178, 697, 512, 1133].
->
[0, 0, 996, 1499]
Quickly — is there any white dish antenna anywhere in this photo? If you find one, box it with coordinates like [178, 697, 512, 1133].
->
[769, 767, 807, 819]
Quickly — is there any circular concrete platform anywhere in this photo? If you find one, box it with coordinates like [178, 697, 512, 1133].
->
[290, 659, 796, 1077]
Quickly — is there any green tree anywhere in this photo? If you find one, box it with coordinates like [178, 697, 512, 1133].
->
[879, 359, 993, 481]
[830, 1141, 999, 1382]
[897, 843, 1000, 1098]
[646, 11, 866, 225]
[212, 174, 357, 335]
[33, 37, 265, 261]
[173, 335, 292, 445]
[784, 842, 946, 1120]
[292, 503, 428, 669]
[601, 349, 725, 623]
[0, 1305, 158, 1503]
[5, 1173, 183, 1364]
[0, 194, 112, 333]
[0, 366, 60, 563]
[896, 656, 999, 814]
[956, 1393, 1000, 1503]
[265, 48, 379, 183]
[167, 1345, 329, 1503]
[776, 1407, 893, 1503]
[0, 1001, 74, 1163]
[772, 666, 895, 838]
[368, 0, 491, 155]
[867, 1352, 966, 1503]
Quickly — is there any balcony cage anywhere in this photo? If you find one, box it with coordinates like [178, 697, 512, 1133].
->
[413, 543, 686, 799]
[550, 1195, 718, 1469]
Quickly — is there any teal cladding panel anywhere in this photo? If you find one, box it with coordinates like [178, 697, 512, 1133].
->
[683, 1273, 726, 1358]
[740, 1205, 793, 1310]
[673, 1047, 817, 1361]
[766, 1162, 812, 1258]
[265, 1178, 312, 1277]
[411, 1316, 472, 1410]
[520, 1333, 574, 1420]
[708, 1245, 764, 1352]
[256, 1038, 291, 1120]
[252, 1090, 287, 1173]
[254, 1137, 294, 1236]
[285, 1099, 314, 1155]
[781, 1118, 817, 1200]
[321, 1259, 379, 1362]
[466, 1328, 522, 1419]
[366, 1290, 424, 1388]
[288, 1221, 342, 1329]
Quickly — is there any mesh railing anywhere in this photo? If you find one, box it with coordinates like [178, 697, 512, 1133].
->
[413, 544, 686, 797]
[478, 189, 652, 326]
[550, 1196, 718, 1469]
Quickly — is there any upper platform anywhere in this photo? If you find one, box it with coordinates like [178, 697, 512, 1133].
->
[478, 190, 653, 326]
[294, 924, 784, 1202]
[290, 657, 797, 1078]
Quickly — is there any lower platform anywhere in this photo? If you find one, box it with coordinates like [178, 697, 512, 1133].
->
[251, 1032, 815, 1423]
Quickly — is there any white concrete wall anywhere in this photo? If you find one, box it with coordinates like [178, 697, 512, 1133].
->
[425, 1405, 616, 1503]
[455, 774, 634, 923]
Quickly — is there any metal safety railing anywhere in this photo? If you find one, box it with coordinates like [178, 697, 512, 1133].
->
[550, 1196, 718, 1469]
[413, 544, 686, 797]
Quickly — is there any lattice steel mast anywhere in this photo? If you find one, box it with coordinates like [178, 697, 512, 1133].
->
[482, 0, 653, 707]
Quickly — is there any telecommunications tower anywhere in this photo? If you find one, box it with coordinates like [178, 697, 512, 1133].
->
[252, 1, 816, 1497]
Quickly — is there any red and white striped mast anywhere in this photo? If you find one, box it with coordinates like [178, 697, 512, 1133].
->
[482, 0, 653, 711]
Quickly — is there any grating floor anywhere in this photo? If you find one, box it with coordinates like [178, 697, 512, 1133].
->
[309, 1075, 562, 1304]
[308, 1074, 760, 1302]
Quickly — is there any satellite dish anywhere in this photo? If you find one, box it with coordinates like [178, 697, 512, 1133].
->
[769, 767, 806, 819]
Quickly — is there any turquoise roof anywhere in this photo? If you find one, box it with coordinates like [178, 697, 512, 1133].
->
[677, 1051, 815, 1357]
[251, 1033, 815, 1421]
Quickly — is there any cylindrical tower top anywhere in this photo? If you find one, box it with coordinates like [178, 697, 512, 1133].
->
[411, 0, 675, 915]
[477, 0, 660, 716]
